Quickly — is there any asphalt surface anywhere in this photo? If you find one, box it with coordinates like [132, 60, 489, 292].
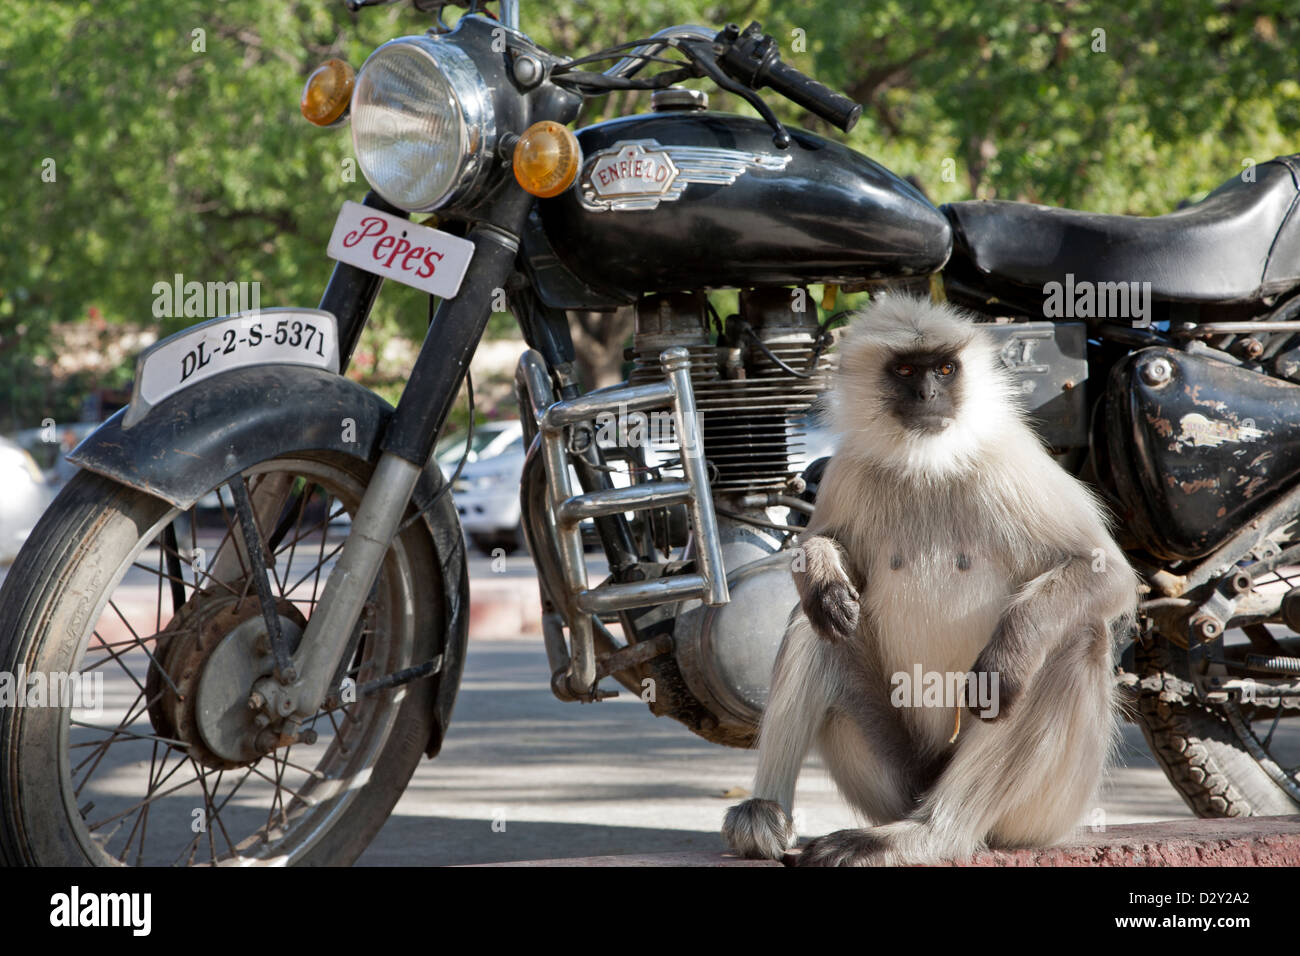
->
[356, 554, 1214, 865]
[355, 621, 1197, 866]
[1, 550, 1288, 866]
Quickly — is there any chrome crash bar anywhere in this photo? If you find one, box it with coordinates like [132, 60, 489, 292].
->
[517, 347, 729, 700]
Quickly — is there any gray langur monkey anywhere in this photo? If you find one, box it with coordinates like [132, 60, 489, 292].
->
[722, 296, 1138, 866]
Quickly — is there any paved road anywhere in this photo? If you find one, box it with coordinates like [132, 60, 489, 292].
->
[355, 632, 1200, 866]
[2, 551, 1290, 866]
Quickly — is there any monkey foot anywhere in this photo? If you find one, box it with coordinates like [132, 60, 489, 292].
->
[721, 798, 795, 860]
[793, 828, 891, 867]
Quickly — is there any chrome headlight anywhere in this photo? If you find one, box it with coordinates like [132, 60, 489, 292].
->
[350, 36, 495, 212]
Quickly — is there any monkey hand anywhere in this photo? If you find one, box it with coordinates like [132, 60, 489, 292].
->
[798, 576, 860, 643]
[967, 646, 1019, 721]
[794, 535, 861, 643]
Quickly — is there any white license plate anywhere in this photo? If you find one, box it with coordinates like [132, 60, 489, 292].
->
[326, 200, 475, 298]
[131, 308, 340, 418]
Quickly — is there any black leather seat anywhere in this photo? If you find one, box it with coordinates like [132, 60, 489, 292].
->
[943, 154, 1300, 304]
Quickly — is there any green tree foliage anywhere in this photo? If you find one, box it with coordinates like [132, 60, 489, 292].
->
[1, 2, 436, 426]
[758, 0, 1300, 209]
[1, 0, 1297, 428]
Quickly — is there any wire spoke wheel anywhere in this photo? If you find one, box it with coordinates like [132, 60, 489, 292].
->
[1220, 561, 1300, 804]
[1137, 557, 1300, 818]
[0, 452, 446, 866]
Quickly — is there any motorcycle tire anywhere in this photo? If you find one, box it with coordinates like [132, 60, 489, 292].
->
[1134, 641, 1300, 817]
[0, 453, 446, 866]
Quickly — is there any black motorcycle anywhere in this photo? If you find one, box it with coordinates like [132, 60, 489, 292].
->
[2, 0, 1297, 866]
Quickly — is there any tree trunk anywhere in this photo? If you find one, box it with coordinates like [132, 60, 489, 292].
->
[569, 306, 635, 389]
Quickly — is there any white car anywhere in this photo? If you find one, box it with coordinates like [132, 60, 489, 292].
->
[437, 420, 527, 554]
[0, 437, 53, 564]
[436, 411, 838, 555]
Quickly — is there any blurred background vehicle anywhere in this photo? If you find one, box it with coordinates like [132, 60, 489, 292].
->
[0, 436, 52, 565]
[437, 420, 527, 554]
[433, 408, 838, 557]
[13, 421, 101, 488]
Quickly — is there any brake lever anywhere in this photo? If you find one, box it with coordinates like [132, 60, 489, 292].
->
[679, 39, 791, 149]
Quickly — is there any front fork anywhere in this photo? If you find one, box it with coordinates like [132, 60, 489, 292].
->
[251, 187, 533, 727]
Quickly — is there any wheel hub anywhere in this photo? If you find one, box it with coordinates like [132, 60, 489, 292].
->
[148, 592, 306, 769]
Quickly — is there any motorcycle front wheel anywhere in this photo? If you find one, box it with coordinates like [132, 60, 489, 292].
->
[0, 452, 445, 865]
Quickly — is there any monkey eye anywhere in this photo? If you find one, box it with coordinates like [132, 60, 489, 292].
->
[937, 362, 957, 376]
[894, 364, 915, 378]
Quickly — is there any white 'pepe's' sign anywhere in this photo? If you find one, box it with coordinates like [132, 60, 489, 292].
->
[326, 201, 475, 299]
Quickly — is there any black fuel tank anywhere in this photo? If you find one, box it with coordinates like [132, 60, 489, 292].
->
[535, 112, 952, 300]
[1106, 347, 1300, 561]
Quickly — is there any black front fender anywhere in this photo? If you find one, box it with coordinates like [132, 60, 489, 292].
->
[69, 364, 469, 758]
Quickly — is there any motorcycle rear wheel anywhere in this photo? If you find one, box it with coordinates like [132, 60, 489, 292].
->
[1135, 636, 1300, 817]
[0, 452, 444, 866]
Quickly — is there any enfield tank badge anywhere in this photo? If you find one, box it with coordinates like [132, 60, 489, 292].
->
[579, 139, 792, 212]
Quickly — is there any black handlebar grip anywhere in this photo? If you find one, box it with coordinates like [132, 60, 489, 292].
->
[762, 59, 862, 133]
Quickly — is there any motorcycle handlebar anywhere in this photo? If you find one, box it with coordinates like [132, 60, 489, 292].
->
[347, 8, 861, 136]
[713, 22, 862, 134]
[762, 59, 862, 133]
[603, 24, 718, 79]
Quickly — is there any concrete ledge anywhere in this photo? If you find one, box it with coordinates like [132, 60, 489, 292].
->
[474, 851, 779, 867]
[949, 814, 1300, 867]
[475, 816, 1300, 866]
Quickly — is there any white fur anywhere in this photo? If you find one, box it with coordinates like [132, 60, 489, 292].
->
[827, 296, 1023, 480]
[725, 295, 1139, 866]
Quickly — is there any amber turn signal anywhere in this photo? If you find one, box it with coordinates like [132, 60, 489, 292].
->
[301, 59, 355, 127]
[513, 121, 581, 198]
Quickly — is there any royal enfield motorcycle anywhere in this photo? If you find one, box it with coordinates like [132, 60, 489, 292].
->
[3, 0, 1299, 866]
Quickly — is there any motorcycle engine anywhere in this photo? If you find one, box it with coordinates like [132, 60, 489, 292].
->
[624, 289, 835, 747]
[628, 288, 834, 496]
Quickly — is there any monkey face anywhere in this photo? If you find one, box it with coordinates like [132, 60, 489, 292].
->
[828, 296, 1023, 476]
[882, 350, 962, 433]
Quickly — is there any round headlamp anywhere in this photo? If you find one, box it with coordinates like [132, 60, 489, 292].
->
[350, 36, 495, 212]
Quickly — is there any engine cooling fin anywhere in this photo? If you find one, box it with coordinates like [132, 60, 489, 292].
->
[628, 290, 834, 493]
